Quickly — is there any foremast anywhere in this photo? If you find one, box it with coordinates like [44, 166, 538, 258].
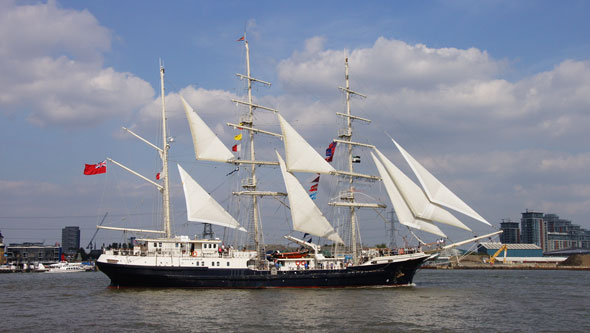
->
[159, 63, 172, 238]
[329, 58, 384, 264]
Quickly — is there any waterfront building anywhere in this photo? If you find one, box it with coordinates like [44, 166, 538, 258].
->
[521, 210, 546, 251]
[61, 226, 80, 255]
[544, 214, 590, 251]
[499, 220, 520, 244]
[5, 242, 60, 264]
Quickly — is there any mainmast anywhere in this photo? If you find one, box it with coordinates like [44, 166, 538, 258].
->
[160, 62, 172, 238]
[244, 37, 261, 259]
[230, 34, 283, 264]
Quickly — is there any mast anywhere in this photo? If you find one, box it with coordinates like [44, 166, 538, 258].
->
[160, 61, 172, 238]
[245, 37, 261, 258]
[99, 62, 173, 238]
[329, 58, 383, 264]
[343, 58, 357, 262]
[231, 34, 279, 263]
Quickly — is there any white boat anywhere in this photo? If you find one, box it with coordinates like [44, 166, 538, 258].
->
[45, 262, 86, 273]
[0, 264, 17, 273]
[96, 36, 500, 288]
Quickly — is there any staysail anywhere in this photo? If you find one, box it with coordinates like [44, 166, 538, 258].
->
[181, 96, 235, 163]
[391, 139, 490, 226]
[276, 152, 343, 243]
[277, 114, 336, 174]
[370, 152, 446, 238]
[178, 164, 246, 232]
[373, 148, 471, 231]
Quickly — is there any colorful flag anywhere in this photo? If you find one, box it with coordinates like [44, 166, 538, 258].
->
[156, 172, 161, 180]
[308, 174, 320, 200]
[83, 160, 106, 175]
[237, 36, 245, 41]
[232, 144, 241, 152]
[234, 133, 243, 141]
[325, 142, 337, 162]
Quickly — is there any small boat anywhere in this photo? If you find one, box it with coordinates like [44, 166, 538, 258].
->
[45, 262, 86, 273]
[269, 249, 309, 259]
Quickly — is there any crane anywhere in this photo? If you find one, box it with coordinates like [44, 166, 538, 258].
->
[87, 212, 108, 250]
[489, 244, 508, 265]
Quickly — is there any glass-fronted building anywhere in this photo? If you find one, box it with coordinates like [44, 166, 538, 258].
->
[62, 226, 80, 255]
[500, 220, 520, 244]
[521, 210, 546, 251]
[544, 214, 590, 251]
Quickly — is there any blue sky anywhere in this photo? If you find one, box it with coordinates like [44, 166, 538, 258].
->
[1, 0, 590, 248]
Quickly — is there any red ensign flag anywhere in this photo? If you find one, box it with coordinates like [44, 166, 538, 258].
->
[84, 160, 107, 175]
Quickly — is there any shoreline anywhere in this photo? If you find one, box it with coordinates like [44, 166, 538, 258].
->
[422, 264, 590, 271]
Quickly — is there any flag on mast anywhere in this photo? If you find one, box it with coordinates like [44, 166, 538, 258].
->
[325, 142, 337, 162]
[237, 36, 245, 41]
[308, 174, 320, 200]
[234, 133, 243, 141]
[83, 160, 106, 175]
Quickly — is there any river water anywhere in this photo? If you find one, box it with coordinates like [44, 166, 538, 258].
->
[1, 269, 588, 332]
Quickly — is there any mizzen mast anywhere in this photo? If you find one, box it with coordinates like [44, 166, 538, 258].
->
[329, 58, 384, 264]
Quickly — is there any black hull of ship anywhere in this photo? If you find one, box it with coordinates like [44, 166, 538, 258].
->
[97, 256, 427, 288]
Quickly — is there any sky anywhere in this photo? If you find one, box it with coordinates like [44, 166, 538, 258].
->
[1, 0, 590, 249]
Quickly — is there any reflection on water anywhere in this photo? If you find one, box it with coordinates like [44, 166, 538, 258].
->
[1, 269, 589, 332]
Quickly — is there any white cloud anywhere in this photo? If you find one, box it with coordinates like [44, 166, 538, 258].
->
[277, 37, 590, 148]
[278, 37, 503, 96]
[0, 1, 154, 128]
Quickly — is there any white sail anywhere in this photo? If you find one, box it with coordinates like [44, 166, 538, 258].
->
[181, 96, 235, 163]
[276, 152, 344, 243]
[391, 139, 491, 226]
[370, 152, 446, 238]
[277, 113, 336, 174]
[373, 149, 471, 231]
[178, 164, 246, 232]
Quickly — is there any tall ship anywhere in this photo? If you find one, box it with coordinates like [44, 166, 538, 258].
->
[96, 36, 499, 288]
